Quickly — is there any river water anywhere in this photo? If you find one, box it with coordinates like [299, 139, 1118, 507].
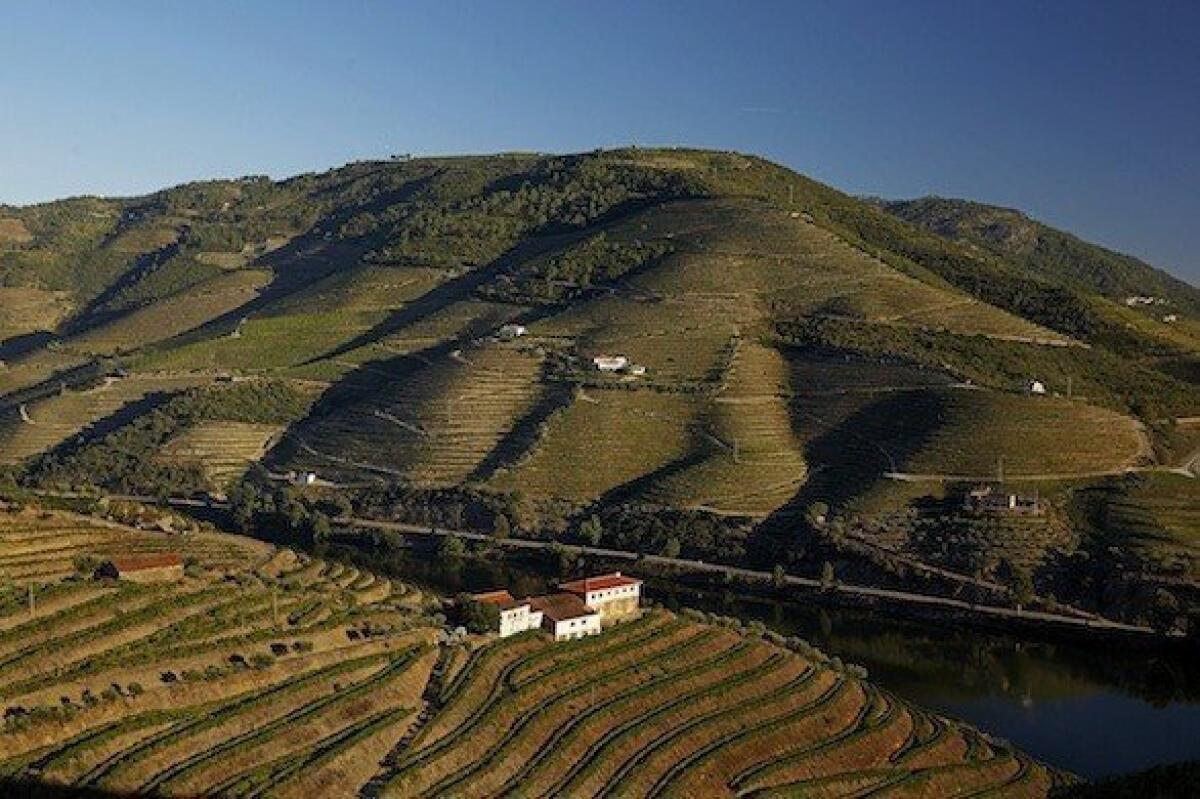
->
[337, 543, 1200, 779]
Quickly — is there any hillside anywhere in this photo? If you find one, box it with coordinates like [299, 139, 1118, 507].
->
[0, 504, 1059, 799]
[1, 147, 1197, 627]
[877, 197, 1200, 368]
[877, 197, 1200, 313]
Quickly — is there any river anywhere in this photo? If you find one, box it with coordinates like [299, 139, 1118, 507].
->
[331, 542, 1200, 779]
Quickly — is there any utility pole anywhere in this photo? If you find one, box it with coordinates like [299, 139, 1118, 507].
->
[272, 585, 279, 630]
[997, 456, 1005, 486]
[788, 184, 794, 209]
[28, 583, 35, 617]
[1066, 376, 1073, 399]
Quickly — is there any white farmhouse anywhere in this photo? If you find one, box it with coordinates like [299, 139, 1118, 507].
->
[1025, 379, 1047, 395]
[559, 572, 642, 624]
[530, 593, 602, 641]
[498, 323, 527, 339]
[592, 355, 629, 372]
[472, 590, 543, 638]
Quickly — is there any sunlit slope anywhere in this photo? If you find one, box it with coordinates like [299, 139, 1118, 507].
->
[376, 610, 1056, 799]
[0, 287, 72, 342]
[0, 507, 437, 798]
[616, 199, 1071, 341]
[66, 269, 271, 356]
[489, 389, 702, 501]
[0, 508, 1055, 798]
[290, 343, 552, 485]
[489, 197, 1071, 513]
[159, 421, 285, 489]
[786, 353, 1150, 508]
[0, 374, 208, 465]
[644, 343, 807, 515]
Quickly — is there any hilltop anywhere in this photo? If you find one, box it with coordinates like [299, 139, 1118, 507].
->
[1, 147, 1197, 631]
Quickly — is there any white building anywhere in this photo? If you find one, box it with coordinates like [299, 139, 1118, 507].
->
[592, 355, 629, 372]
[559, 572, 642, 624]
[473, 590, 543, 638]
[530, 593, 602, 641]
[498, 323, 527, 339]
[1025, 380, 1047, 395]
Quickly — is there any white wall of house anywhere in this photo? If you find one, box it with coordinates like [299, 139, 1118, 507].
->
[581, 584, 641, 622]
[546, 612, 601, 641]
[498, 604, 543, 638]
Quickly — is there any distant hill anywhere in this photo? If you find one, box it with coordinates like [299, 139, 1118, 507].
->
[876, 196, 1199, 311]
[2, 147, 1197, 629]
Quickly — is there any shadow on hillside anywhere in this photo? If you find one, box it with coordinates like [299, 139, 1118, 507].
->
[261, 337, 462, 479]
[787, 389, 949, 509]
[467, 380, 574, 484]
[0, 779, 148, 798]
[748, 389, 948, 561]
[0, 331, 56, 362]
[63, 239, 185, 336]
[306, 229, 585, 365]
[113, 172, 442, 358]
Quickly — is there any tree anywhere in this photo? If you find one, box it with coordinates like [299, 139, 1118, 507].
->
[820, 561, 836, 589]
[456, 594, 500, 634]
[1151, 588, 1181, 633]
[806, 501, 830, 527]
[439, 535, 467, 560]
[661, 538, 681, 559]
[491, 514, 510, 539]
[310, 512, 332, 543]
[445, 502, 465, 530]
[579, 514, 603, 546]
[1011, 566, 1035, 610]
[773, 564, 787, 589]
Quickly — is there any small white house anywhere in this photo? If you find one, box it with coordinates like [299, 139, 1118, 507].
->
[473, 590, 543, 638]
[530, 593, 602, 641]
[498, 323, 527, 339]
[1163, 314, 1178, 324]
[1025, 380, 1047, 395]
[593, 355, 629, 372]
[627, 364, 647, 376]
[290, 471, 318, 486]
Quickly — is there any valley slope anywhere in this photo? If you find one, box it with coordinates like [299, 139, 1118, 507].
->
[1, 148, 1196, 630]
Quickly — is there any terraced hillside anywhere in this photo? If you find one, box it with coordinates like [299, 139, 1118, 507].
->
[0, 506, 1061, 797]
[159, 421, 286, 490]
[0, 506, 437, 798]
[376, 609, 1057, 799]
[293, 343, 554, 485]
[0, 374, 209, 466]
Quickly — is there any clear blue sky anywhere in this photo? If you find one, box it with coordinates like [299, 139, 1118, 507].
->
[2, 0, 1197, 283]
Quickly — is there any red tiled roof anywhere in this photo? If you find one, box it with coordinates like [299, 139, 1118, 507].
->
[107, 553, 183, 572]
[559, 572, 641, 594]
[472, 589, 524, 610]
[529, 592, 596, 622]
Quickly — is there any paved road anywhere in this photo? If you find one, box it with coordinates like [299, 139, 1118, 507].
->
[33, 490, 1167, 639]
